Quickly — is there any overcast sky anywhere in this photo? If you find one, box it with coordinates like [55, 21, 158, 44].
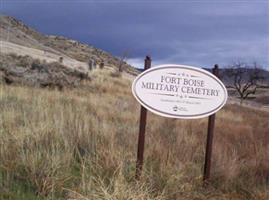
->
[1, 0, 269, 69]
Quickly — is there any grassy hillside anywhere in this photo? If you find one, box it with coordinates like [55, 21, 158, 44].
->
[0, 69, 268, 200]
[0, 15, 138, 75]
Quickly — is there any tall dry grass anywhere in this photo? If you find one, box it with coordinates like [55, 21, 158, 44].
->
[0, 69, 268, 200]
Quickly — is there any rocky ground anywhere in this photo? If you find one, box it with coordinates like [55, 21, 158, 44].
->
[0, 53, 90, 89]
[0, 40, 89, 71]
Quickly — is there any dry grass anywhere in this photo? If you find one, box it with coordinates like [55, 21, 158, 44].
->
[0, 69, 268, 200]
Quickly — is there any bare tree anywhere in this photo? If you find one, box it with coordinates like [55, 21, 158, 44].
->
[226, 62, 264, 102]
[118, 50, 130, 73]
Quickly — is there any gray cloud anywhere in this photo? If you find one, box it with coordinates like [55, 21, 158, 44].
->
[1, 0, 269, 68]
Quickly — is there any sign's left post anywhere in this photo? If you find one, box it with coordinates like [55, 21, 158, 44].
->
[135, 56, 151, 180]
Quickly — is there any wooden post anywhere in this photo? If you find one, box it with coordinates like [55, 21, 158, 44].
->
[203, 64, 219, 183]
[135, 56, 151, 180]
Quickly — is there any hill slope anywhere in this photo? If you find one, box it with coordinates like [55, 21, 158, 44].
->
[0, 15, 138, 74]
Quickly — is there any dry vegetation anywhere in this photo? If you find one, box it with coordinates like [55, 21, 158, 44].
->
[0, 53, 89, 89]
[0, 69, 268, 200]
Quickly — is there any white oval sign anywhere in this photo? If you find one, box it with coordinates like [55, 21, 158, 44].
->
[132, 64, 228, 119]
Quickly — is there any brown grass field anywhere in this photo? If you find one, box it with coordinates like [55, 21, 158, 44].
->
[0, 69, 268, 200]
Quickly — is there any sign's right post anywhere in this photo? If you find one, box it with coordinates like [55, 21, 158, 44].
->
[203, 64, 219, 183]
